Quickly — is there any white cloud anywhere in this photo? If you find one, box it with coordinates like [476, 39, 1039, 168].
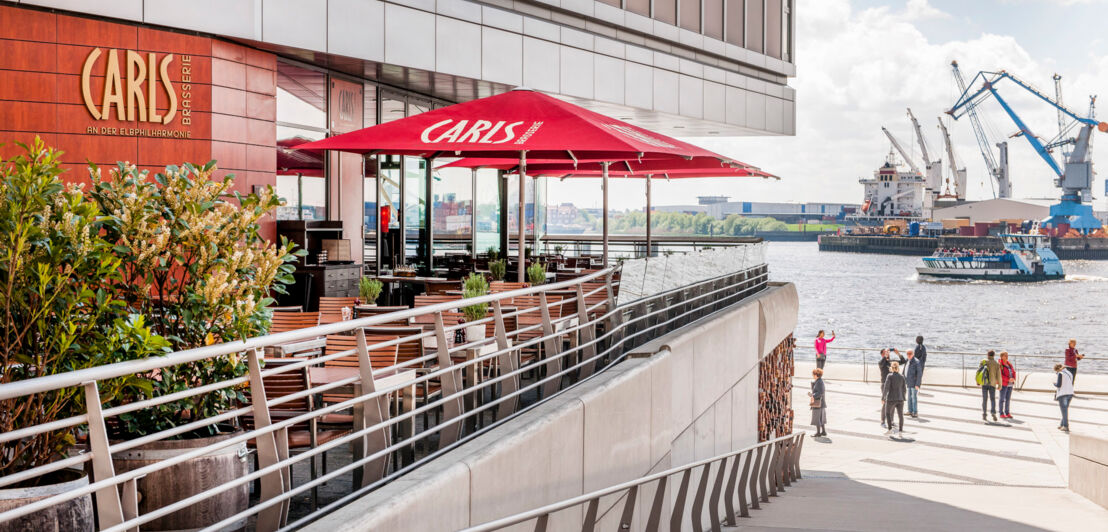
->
[548, 0, 1108, 211]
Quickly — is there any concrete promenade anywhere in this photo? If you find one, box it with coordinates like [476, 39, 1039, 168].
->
[733, 370, 1108, 531]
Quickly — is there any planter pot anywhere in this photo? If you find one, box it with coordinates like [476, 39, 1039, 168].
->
[0, 468, 93, 532]
[465, 324, 487, 342]
[112, 432, 249, 531]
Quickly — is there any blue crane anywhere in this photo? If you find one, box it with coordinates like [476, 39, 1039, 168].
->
[947, 64, 1107, 231]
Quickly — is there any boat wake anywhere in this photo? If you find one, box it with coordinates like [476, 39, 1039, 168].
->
[1064, 274, 1108, 282]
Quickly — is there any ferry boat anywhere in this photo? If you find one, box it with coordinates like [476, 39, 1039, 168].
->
[916, 234, 1064, 282]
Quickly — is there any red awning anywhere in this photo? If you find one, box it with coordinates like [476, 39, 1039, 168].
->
[277, 136, 325, 177]
[294, 88, 731, 162]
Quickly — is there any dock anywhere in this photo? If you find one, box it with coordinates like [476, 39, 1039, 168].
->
[819, 234, 1108, 259]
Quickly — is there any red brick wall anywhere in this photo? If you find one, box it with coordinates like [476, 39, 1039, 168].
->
[0, 5, 277, 238]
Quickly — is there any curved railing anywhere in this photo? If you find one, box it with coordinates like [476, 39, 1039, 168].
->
[461, 433, 806, 532]
[0, 259, 770, 531]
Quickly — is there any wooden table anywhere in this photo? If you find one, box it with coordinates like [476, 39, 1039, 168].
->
[308, 367, 416, 487]
[376, 275, 450, 305]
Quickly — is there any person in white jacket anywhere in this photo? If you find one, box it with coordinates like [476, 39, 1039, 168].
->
[1053, 363, 1074, 433]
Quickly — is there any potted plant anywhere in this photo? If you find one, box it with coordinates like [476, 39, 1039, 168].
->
[359, 277, 383, 306]
[461, 273, 489, 341]
[87, 161, 299, 530]
[0, 139, 167, 531]
[554, 245, 564, 256]
[489, 259, 507, 281]
[527, 262, 547, 285]
[485, 246, 498, 260]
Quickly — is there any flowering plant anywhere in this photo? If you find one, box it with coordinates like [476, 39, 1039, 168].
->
[0, 139, 167, 479]
[88, 161, 300, 437]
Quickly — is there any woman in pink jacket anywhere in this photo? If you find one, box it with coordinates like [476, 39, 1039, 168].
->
[815, 330, 835, 370]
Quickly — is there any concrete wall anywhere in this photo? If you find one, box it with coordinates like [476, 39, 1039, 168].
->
[1070, 432, 1108, 510]
[305, 282, 798, 532]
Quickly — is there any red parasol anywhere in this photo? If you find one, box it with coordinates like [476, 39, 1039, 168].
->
[295, 88, 740, 277]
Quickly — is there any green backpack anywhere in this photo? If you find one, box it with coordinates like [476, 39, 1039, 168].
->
[975, 361, 990, 386]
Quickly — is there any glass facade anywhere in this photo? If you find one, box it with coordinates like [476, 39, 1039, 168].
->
[637, 0, 788, 61]
[275, 63, 327, 221]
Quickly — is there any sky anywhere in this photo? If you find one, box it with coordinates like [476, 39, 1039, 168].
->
[547, 0, 1108, 211]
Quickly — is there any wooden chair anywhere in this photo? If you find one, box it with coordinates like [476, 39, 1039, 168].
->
[266, 312, 324, 357]
[320, 334, 399, 405]
[318, 296, 360, 325]
[356, 305, 413, 326]
[490, 281, 530, 293]
[245, 359, 349, 509]
[364, 326, 440, 427]
[412, 295, 464, 331]
[511, 294, 563, 365]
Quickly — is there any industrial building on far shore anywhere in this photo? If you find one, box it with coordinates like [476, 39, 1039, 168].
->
[651, 195, 860, 223]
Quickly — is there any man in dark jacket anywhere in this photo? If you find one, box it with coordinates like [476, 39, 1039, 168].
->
[878, 348, 906, 385]
[882, 361, 907, 435]
[905, 351, 923, 417]
[915, 336, 928, 380]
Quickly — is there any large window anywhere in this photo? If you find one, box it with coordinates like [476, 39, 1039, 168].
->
[704, 0, 724, 40]
[431, 164, 475, 255]
[654, 0, 677, 25]
[725, 0, 745, 47]
[679, 0, 701, 32]
[475, 169, 500, 255]
[276, 62, 327, 220]
[746, 0, 764, 53]
[767, 0, 783, 59]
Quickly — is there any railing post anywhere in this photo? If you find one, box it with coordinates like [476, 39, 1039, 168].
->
[83, 381, 125, 530]
[645, 476, 668, 531]
[670, 469, 692, 532]
[538, 292, 561, 398]
[794, 434, 804, 479]
[737, 450, 753, 517]
[749, 445, 764, 509]
[689, 463, 712, 532]
[581, 497, 599, 532]
[576, 284, 598, 377]
[492, 300, 520, 421]
[723, 452, 741, 525]
[708, 458, 729, 532]
[760, 442, 774, 501]
[246, 348, 287, 531]
[618, 484, 638, 530]
[355, 329, 391, 485]
[434, 311, 464, 447]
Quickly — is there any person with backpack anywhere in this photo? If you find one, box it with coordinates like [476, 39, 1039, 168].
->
[883, 361, 907, 435]
[976, 350, 1001, 422]
[998, 351, 1016, 419]
[904, 350, 923, 418]
[1053, 363, 1074, 432]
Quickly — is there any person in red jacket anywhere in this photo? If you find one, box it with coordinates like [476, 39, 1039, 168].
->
[814, 330, 835, 370]
[998, 351, 1016, 419]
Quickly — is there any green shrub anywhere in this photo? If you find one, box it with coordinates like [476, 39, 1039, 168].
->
[485, 246, 498, 261]
[359, 277, 383, 304]
[461, 273, 489, 323]
[489, 259, 507, 281]
[527, 262, 547, 285]
[0, 139, 167, 479]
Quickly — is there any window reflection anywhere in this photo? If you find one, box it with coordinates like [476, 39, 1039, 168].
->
[475, 169, 500, 254]
[404, 156, 426, 267]
[431, 164, 474, 256]
[276, 125, 326, 220]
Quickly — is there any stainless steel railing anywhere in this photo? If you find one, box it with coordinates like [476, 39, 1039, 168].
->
[0, 261, 770, 531]
[460, 433, 806, 532]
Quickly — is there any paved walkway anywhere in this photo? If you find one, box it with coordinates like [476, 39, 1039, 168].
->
[733, 375, 1108, 531]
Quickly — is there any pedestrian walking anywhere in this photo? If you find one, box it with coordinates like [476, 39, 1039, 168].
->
[914, 336, 928, 381]
[883, 361, 906, 435]
[809, 368, 828, 437]
[998, 351, 1016, 419]
[1064, 339, 1083, 384]
[814, 330, 835, 370]
[878, 348, 906, 384]
[1053, 363, 1074, 432]
[905, 350, 922, 417]
[976, 350, 1001, 422]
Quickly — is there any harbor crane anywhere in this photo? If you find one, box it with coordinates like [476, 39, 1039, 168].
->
[948, 63, 1108, 230]
[907, 108, 943, 205]
[881, 126, 922, 176]
[950, 61, 1010, 199]
[937, 117, 968, 198]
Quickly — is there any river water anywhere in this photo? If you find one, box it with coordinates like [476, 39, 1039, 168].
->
[766, 241, 1108, 374]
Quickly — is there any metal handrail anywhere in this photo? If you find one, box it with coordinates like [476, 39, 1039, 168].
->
[0, 252, 771, 531]
[461, 433, 805, 532]
[798, 343, 1108, 361]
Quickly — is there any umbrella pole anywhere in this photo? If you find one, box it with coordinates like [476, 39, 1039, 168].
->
[645, 174, 652, 258]
[518, 151, 527, 283]
[602, 162, 609, 265]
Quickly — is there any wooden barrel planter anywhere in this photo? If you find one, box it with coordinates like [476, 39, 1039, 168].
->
[112, 432, 249, 531]
[0, 468, 93, 532]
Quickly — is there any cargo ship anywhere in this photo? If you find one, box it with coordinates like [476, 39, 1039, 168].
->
[916, 233, 1064, 282]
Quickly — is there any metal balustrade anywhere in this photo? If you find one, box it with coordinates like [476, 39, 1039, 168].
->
[0, 259, 770, 532]
[460, 433, 806, 532]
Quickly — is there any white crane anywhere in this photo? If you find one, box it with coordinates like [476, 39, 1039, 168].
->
[907, 108, 943, 198]
[937, 117, 968, 199]
[881, 126, 922, 176]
